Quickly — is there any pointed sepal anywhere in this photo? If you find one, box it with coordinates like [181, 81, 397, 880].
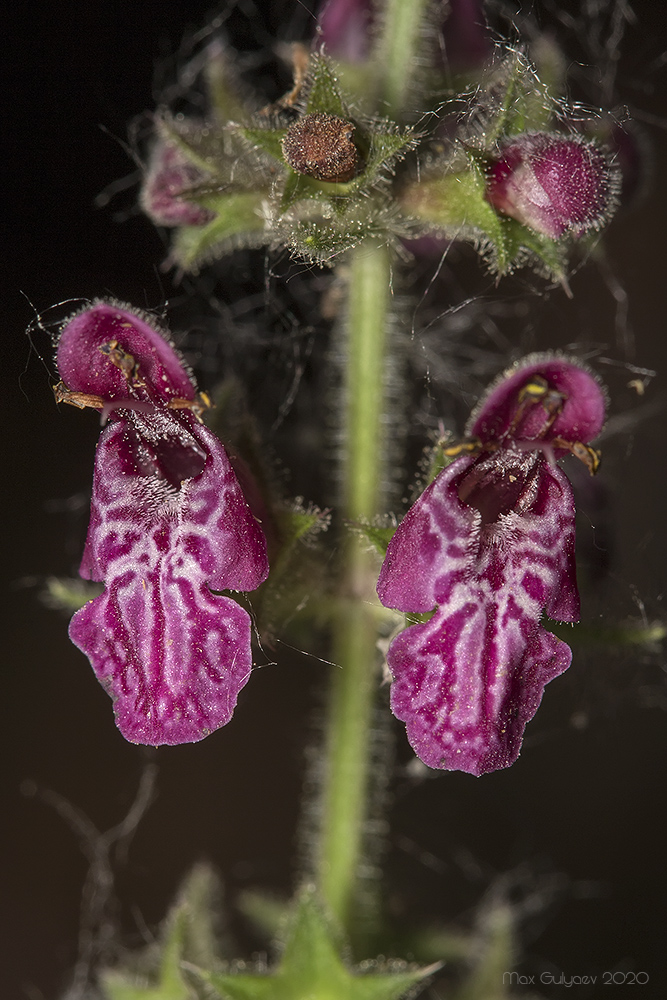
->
[101, 865, 223, 1000]
[197, 886, 438, 1000]
[350, 518, 398, 557]
[170, 190, 268, 272]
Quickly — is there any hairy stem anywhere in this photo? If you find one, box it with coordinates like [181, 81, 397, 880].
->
[316, 241, 392, 937]
[375, 0, 432, 118]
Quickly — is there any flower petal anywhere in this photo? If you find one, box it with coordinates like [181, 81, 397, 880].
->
[57, 301, 197, 403]
[70, 579, 253, 746]
[71, 416, 268, 745]
[388, 611, 571, 775]
[467, 354, 606, 446]
[486, 132, 617, 239]
[377, 457, 479, 615]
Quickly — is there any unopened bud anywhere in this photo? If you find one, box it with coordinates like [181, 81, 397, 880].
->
[486, 132, 618, 239]
[282, 112, 359, 183]
[317, 0, 374, 63]
[141, 141, 215, 228]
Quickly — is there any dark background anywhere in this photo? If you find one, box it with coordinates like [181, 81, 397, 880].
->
[3, 2, 667, 998]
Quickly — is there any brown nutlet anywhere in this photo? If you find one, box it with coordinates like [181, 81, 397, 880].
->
[282, 112, 359, 183]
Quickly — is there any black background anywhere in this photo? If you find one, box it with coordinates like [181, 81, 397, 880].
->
[3, 2, 667, 998]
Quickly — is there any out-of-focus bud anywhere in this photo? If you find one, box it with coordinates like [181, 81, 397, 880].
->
[598, 119, 649, 208]
[282, 112, 360, 182]
[317, 0, 374, 63]
[140, 141, 215, 228]
[486, 132, 619, 240]
[441, 0, 492, 74]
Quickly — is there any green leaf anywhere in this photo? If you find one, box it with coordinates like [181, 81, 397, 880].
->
[236, 890, 288, 941]
[279, 170, 354, 212]
[156, 116, 225, 178]
[102, 906, 191, 1000]
[205, 45, 250, 124]
[199, 887, 438, 1000]
[364, 127, 415, 181]
[401, 155, 573, 278]
[284, 217, 362, 263]
[508, 223, 567, 281]
[172, 191, 267, 271]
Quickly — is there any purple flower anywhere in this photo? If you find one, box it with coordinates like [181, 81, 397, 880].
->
[140, 141, 215, 228]
[486, 132, 618, 240]
[441, 0, 491, 74]
[317, 0, 374, 63]
[55, 302, 269, 746]
[377, 356, 605, 775]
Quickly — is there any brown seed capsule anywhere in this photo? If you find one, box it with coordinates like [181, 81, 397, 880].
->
[282, 112, 359, 182]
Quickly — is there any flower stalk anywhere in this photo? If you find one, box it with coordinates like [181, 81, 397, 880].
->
[316, 240, 392, 938]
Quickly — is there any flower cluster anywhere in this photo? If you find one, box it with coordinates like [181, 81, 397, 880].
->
[55, 302, 269, 745]
[377, 356, 605, 775]
[137, 11, 621, 281]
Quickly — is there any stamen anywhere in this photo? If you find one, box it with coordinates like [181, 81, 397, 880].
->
[53, 382, 104, 411]
[552, 437, 601, 474]
[440, 437, 482, 459]
[166, 392, 213, 423]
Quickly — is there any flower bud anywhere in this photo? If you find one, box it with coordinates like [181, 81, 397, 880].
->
[317, 0, 374, 63]
[141, 141, 215, 228]
[486, 132, 618, 240]
[441, 0, 491, 74]
[282, 112, 359, 182]
[600, 119, 649, 208]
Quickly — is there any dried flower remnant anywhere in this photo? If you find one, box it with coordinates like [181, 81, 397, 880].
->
[377, 356, 605, 776]
[282, 112, 359, 182]
[141, 141, 215, 228]
[55, 302, 269, 746]
[486, 132, 618, 240]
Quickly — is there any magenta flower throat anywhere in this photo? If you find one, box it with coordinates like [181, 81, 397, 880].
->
[377, 356, 605, 775]
[55, 302, 269, 746]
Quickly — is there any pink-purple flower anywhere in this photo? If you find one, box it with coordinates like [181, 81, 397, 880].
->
[485, 132, 617, 240]
[377, 355, 605, 775]
[55, 302, 269, 746]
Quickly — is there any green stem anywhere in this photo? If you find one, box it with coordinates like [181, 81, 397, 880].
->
[374, 0, 431, 119]
[316, 241, 392, 936]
